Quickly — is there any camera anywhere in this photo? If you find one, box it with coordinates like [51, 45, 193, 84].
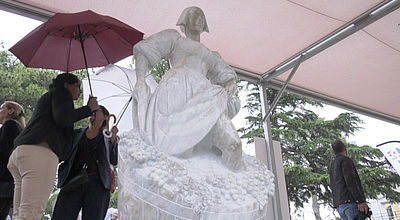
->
[353, 210, 372, 220]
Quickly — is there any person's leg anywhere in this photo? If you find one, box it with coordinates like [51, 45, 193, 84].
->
[52, 188, 83, 220]
[338, 203, 359, 220]
[7, 148, 22, 219]
[337, 204, 349, 220]
[81, 175, 110, 220]
[343, 203, 359, 220]
[11, 145, 58, 220]
[0, 197, 13, 220]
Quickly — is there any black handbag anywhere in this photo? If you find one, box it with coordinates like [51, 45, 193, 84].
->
[61, 164, 89, 193]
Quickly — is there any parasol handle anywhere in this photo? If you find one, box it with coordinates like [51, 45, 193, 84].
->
[103, 114, 117, 138]
[78, 24, 93, 96]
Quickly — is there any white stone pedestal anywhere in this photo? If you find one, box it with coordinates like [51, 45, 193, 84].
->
[118, 131, 274, 220]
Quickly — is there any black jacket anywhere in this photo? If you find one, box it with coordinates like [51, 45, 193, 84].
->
[57, 127, 118, 190]
[0, 120, 22, 198]
[329, 154, 366, 208]
[14, 87, 92, 161]
[0, 120, 22, 181]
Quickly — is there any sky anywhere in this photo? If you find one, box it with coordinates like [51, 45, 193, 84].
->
[1, 9, 399, 220]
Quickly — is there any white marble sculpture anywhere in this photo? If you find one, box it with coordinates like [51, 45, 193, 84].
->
[119, 6, 274, 220]
[132, 7, 242, 170]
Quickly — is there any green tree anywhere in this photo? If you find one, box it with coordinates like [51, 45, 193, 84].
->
[110, 188, 118, 208]
[0, 50, 57, 121]
[0, 50, 89, 128]
[149, 58, 170, 83]
[109, 165, 119, 208]
[238, 81, 400, 219]
[42, 191, 59, 219]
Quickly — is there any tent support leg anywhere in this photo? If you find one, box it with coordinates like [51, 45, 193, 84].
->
[259, 84, 282, 220]
[262, 54, 304, 123]
[259, 56, 303, 219]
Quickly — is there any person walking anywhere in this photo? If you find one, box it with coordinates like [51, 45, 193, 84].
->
[7, 73, 98, 220]
[52, 105, 118, 220]
[0, 101, 25, 220]
[329, 140, 369, 220]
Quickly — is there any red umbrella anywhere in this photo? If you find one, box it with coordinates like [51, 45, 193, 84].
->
[9, 10, 144, 95]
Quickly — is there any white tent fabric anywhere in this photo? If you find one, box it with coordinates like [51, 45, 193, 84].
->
[1, 0, 399, 124]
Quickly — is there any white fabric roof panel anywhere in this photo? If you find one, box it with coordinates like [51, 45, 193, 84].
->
[278, 30, 400, 120]
[9, 0, 386, 73]
[276, 5, 400, 122]
[2, 0, 399, 123]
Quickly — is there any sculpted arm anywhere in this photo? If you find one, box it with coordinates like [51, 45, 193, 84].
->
[131, 29, 181, 131]
[208, 52, 237, 96]
[222, 71, 240, 119]
[134, 53, 150, 86]
[208, 52, 240, 118]
[133, 29, 181, 83]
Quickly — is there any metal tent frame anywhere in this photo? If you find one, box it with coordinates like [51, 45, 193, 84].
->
[1, 1, 399, 219]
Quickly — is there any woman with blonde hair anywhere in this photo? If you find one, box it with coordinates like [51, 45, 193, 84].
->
[0, 101, 25, 220]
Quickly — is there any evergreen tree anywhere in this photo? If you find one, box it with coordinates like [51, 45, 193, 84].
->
[237, 80, 400, 219]
[0, 50, 57, 121]
[0, 50, 88, 127]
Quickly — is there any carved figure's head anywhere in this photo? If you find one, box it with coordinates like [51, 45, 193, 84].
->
[176, 6, 209, 35]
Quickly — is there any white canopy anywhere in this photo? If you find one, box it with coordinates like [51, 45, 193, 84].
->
[1, 0, 399, 124]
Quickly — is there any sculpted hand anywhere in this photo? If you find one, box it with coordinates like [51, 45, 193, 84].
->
[225, 81, 237, 98]
[358, 203, 369, 214]
[132, 80, 151, 130]
[227, 96, 240, 119]
[133, 80, 151, 104]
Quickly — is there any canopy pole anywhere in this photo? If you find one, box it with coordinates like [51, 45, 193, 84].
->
[259, 84, 282, 220]
[78, 24, 93, 96]
[259, 56, 303, 220]
[262, 54, 304, 123]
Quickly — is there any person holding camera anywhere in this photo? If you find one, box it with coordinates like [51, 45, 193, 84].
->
[329, 140, 370, 220]
[52, 105, 118, 220]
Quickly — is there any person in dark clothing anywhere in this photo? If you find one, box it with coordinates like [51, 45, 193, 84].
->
[0, 101, 25, 220]
[7, 73, 98, 220]
[329, 140, 369, 220]
[52, 105, 118, 220]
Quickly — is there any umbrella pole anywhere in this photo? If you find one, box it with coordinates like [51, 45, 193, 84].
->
[78, 24, 94, 96]
[116, 96, 132, 126]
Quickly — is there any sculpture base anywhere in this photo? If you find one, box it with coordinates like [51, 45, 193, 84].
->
[118, 130, 274, 220]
